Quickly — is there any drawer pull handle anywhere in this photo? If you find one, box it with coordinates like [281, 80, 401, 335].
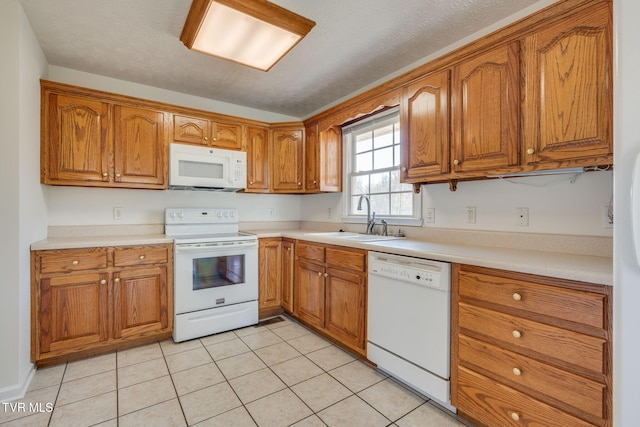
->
[317, 272, 322, 276]
[102, 172, 108, 177]
[324, 273, 328, 278]
[512, 367, 522, 376]
[511, 412, 521, 421]
[100, 279, 106, 285]
[139, 255, 145, 260]
[72, 260, 79, 265]
[114, 278, 120, 283]
[513, 292, 522, 301]
[512, 330, 522, 339]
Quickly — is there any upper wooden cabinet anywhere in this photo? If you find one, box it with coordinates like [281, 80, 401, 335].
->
[305, 123, 342, 193]
[452, 41, 521, 173]
[522, 2, 612, 167]
[400, 70, 451, 181]
[41, 81, 167, 189]
[114, 105, 165, 187]
[172, 113, 244, 150]
[246, 125, 270, 191]
[270, 125, 305, 193]
[304, 123, 320, 192]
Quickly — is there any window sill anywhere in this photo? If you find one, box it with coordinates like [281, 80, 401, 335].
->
[341, 216, 423, 227]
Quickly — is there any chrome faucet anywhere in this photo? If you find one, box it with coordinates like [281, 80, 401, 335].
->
[357, 195, 376, 234]
[381, 219, 388, 236]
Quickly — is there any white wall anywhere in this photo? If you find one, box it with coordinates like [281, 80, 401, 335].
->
[301, 170, 613, 237]
[0, 0, 48, 401]
[613, 0, 640, 424]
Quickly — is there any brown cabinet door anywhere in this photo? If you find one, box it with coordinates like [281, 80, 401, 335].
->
[319, 126, 342, 192]
[258, 239, 282, 312]
[43, 93, 110, 184]
[294, 259, 325, 329]
[113, 105, 166, 187]
[271, 127, 304, 192]
[305, 123, 319, 192]
[324, 268, 366, 351]
[452, 41, 520, 172]
[172, 114, 210, 145]
[212, 122, 243, 150]
[523, 3, 612, 165]
[38, 272, 109, 354]
[246, 126, 270, 191]
[401, 69, 450, 180]
[112, 266, 169, 339]
[281, 239, 295, 313]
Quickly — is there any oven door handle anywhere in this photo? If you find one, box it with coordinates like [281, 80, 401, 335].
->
[175, 241, 258, 252]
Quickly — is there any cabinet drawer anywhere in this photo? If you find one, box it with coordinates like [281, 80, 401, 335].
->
[458, 270, 605, 329]
[326, 247, 366, 272]
[297, 242, 325, 262]
[459, 302, 606, 374]
[459, 334, 605, 420]
[114, 246, 168, 267]
[39, 250, 108, 274]
[456, 366, 594, 427]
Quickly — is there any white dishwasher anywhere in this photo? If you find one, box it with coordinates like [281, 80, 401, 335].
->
[367, 251, 454, 411]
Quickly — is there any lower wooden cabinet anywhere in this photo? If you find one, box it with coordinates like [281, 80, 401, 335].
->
[451, 264, 612, 427]
[280, 239, 295, 314]
[294, 241, 367, 356]
[31, 243, 173, 366]
[258, 238, 283, 318]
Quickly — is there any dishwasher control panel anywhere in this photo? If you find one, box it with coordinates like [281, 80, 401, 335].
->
[368, 252, 451, 290]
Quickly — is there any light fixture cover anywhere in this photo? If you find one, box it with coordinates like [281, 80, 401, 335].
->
[181, 0, 315, 71]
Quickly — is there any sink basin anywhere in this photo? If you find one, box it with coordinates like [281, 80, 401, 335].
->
[303, 232, 402, 242]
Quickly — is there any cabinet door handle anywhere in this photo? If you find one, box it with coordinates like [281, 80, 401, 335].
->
[139, 255, 145, 260]
[115, 173, 121, 178]
[401, 166, 407, 172]
[72, 260, 79, 265]
[510, 412, 520, 421]
[297, 182, 302, 186]
[527, 148, 535, 155]
[453, 159, 460, 165]
[512, 330, 522, 339]
[317, 272, 322, 276]
[102, 172, 108, 178]
[204, 136, 208, 141]
[512, 292, 522, 301]
[114, 278, 120, 283]
[100, 279, 106, 285]
[249, 181, 254, 185]
[324, 273, 328, 278]
[512, 367, 522, 376]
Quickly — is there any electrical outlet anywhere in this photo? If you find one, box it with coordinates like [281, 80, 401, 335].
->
[328, 208, 333, 219]
[268, 208, 274, 218]
[516, 207, 529, 226]
[465, 206, 476, 224]
[113, 207, 124, 220]
[603, 206, 613, 228]
[425, 208, 435, 223]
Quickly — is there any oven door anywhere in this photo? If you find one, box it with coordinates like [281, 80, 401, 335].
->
[174, 241, 258, 314]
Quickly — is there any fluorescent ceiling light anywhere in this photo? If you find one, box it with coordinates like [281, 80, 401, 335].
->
[486, 168, 585, 179]
[181, 0, 315, 71]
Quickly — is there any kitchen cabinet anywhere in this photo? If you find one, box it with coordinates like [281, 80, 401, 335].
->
[451, 41, 520, 173]
[294, 241, 367, 355]
[451, 264, 612, 427]
[41, 81, 167, 189]
[31, 243, 173, 366]
[304, 123, 343, 193]
[258, 238, 283, 319]
[281, 239, 295, 314]
[522, 2, 612, 167]
[246, 125, 270, 191]
[172, 113, 244, 150]
[270, 125, 305, 192]
[400, 69, 451, 181]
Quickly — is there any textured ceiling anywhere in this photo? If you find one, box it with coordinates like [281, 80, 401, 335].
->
[19, 0, 543, 118]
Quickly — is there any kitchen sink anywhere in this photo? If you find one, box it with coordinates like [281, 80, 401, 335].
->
[303, 231, 403, 242]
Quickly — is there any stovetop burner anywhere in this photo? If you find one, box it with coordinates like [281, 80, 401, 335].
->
[165, 208, 255, 243]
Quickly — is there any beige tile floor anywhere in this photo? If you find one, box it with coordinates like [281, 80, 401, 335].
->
[0, 316, 470, 427]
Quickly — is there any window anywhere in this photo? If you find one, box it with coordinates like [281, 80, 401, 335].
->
[343, 108, 421, 225]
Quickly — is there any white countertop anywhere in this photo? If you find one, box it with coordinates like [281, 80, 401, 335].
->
[31, 228, 612, 286]
[30, 233, 173, 250]
[251, 230, 613, 286]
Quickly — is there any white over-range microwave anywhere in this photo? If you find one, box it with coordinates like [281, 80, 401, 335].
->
[169, 143, 247, 191]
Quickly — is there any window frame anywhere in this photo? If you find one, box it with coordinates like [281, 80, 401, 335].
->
[341, 107, 422, 226]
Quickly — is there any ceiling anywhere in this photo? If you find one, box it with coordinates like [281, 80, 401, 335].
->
[19, 0, 543, 118]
